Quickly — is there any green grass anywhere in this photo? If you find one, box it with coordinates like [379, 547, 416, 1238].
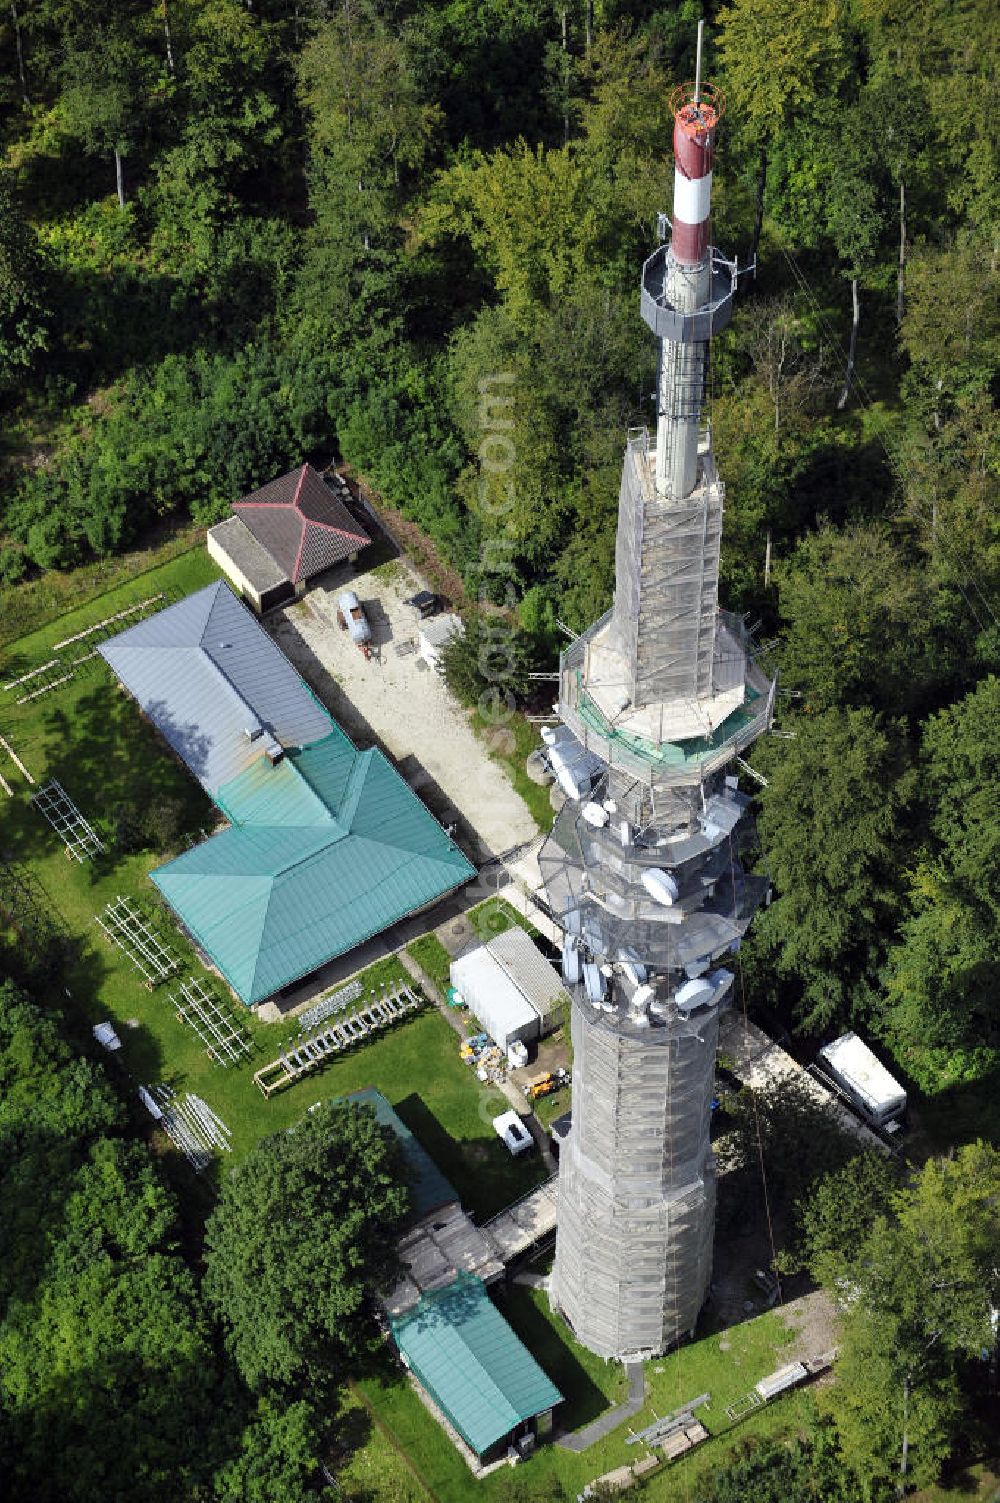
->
[352, 1296, 812, 1503]
[498, 1287, 626, 1430]
[641, 1309, 796, 1437]
[0, 552, 545, 1218]
[911, 1463, 1000, 1502]
[533, 1083, 571, 1129]
[470, 707, 554, 832]
[467, 895, 539, 943]
[406, 934, 452, 998]
[336, 1388, 429, 1502]
[0, 527, 209, 651]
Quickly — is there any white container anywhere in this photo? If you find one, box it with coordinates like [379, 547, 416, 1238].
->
[507, 1038, 529, 1069]
[493, 1110, 534, 1157]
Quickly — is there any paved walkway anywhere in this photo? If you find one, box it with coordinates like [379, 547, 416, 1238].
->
[557, 1362, 646, 1453]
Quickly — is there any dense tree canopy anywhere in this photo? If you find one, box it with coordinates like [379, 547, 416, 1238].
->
[203, 1100, 410, 1393]
[750, 708, 916, 1029]
[821, 1144, 1000, 1495]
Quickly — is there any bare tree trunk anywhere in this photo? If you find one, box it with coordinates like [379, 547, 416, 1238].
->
[764, 530, 772, 588]
[898, 1374, 910, 1498]
[561, 8, 569, 147]
[114, 149, 126, 210]
[897, 179, 906, 325]
[750, 148, 767, 279]
[837, 278, 859, 410]
[11, 2, 29, 105]
[585, 0, 593, 52]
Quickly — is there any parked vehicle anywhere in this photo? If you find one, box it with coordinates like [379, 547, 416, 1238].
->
[336, 591, 372, 659]
[492, 1110, 534, 1157]
[815, 1032, 907, 1130]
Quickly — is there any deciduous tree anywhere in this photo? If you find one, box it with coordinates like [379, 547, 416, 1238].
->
[203, 1100, 409, 1393]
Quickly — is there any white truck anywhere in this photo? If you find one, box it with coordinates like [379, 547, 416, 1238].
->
[816, 1032, 907, 1131]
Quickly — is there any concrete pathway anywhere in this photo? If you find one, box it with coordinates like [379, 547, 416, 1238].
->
[557, 1362, 646, 1453]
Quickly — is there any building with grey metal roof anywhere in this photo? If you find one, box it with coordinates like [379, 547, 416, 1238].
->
[99, 582, 476, 1005]
[99, 581, 332, 795]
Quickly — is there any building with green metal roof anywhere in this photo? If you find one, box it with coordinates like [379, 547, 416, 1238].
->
[390, 1273, 562, 1460]
[99, 582, 475, 1006]
[153, 726, 475, 1004]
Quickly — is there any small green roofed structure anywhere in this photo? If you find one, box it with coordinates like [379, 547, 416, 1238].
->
[342, 1088, 459, 1222]
[390, 1273, 562, 1460]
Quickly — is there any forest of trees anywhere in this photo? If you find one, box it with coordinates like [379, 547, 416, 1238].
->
[1, 1, 998, 1498]
[0, 976, 410, 1501]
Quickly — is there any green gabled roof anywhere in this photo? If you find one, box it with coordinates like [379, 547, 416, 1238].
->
[390, 1274, 562, 1456]
[152, 732, 475, 1004]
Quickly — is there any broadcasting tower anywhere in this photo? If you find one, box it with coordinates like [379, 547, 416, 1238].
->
[540, 30, 775, 1361]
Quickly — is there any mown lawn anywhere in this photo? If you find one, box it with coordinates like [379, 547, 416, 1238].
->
[353, 1298, 815, 1503]
[470, 706, 553, 832]
[406, 933, 452, 996]
[0, 553, 544, 1218]
[0, 537, 218, 660]
[0, 526, 212, 650]
[468, 894, 541, 942]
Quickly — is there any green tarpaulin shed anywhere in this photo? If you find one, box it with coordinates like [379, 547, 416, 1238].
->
[391, 1274, 562, 1457]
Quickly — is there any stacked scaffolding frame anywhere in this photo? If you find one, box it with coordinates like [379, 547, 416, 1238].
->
[142, 1085, 232, 1171]
[172, 976, 252, 1065]
[254, 983, 424, 1096]
[297, 977, 364, 1033]
[31, 780, 106, 861]
[95, 896, 179, 986]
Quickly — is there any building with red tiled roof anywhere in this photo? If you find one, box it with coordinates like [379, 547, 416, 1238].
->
[207, 464, 371, 611]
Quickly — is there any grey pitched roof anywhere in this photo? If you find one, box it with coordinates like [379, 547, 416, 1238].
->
[232, 464, 370, 582]
[207, 515, 289, 593]
[98, 582, 333, 794]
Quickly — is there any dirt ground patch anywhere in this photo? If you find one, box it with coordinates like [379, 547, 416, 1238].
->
[778, 1288, 839, 1363]
[267, 557, 538, 862]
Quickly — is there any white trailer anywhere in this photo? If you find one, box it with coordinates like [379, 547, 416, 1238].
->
[337, 591, 372, 657]
[816, 1032, 906, 1129]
